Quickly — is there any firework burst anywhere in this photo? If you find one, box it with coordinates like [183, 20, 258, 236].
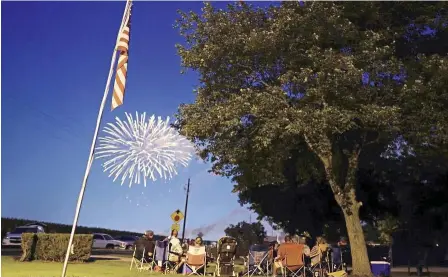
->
[95, 112, 193, 187]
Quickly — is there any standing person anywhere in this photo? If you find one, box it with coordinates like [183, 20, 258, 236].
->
[134, 230, 156, 261]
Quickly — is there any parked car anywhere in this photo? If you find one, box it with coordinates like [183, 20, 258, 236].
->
[92, 233, 123, 249]
[114, 235, 139, 250]
[2, 224, 45, 246]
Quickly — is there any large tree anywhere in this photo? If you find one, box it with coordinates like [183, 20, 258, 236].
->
[174, 2, 448, 276]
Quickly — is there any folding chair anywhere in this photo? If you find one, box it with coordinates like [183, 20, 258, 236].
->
[165, 242, 183, 274]
[247, 244, 270, 277]
[307, 250, 330, 277]
[130, 246, 142, 271]
[329, 247, 344, 273]
[154, 241, 169, 272]
[129, 246, 153, 271]
[185, 245, 207, 276]
[282, 247, 305, 277]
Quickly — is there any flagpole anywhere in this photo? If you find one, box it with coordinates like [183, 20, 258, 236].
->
[61, 1, 132, 276]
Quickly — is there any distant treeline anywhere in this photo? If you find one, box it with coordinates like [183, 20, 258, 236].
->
[1, 217, 164, 240]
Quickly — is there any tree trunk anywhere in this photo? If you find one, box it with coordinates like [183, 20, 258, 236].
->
[340, 192, 372, 277]
[303, 135, 372, 276]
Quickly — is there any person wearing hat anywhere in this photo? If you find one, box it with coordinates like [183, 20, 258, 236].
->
[134, 230, 156, 261]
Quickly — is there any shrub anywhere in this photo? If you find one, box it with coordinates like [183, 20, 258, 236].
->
[21, 233, 93, 262]
[20, 233, 37, 261]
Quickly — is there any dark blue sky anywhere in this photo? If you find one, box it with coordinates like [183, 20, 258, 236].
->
[1, 1, 276, 239]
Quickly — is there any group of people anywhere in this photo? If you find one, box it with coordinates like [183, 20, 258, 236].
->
[134, 229, 204, 273]
[271, 235, 330, 277]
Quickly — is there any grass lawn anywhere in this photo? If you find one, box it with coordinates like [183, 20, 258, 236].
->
[1, 254, 246, 277]
[1, 256, 173, 277]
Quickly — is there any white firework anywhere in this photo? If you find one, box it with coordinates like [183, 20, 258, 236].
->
[95, 112, 194, 187]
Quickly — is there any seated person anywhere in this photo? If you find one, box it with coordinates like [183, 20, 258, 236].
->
[310, 237, 329, 266]
[298, 236, 311, 256]
[273, 235, 306, 276]
[194, 237, 203, 247]
[165, 230, 184, 272]
[134, 230, 156, 261]
[184, 237, 207, 274]
[268, 241, 279, 262]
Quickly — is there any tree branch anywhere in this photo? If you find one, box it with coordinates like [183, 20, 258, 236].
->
[303, 133, 344, 199]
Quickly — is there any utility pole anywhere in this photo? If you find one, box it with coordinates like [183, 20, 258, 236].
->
[181, 178, 190, 242]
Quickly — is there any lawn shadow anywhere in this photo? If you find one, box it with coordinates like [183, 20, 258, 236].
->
[86, 257, 121, 262]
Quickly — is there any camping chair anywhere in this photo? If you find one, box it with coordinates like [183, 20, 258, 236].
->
[185, 245, 207, 276]
[165, 242, 183, 274]
[154, 241, 169, 272]
[330, 247, 344, 273]
[247, 244, 270, 277]
[129, 246, 154, 271]
[307, 249, 331, 277]
[282, 246, 305, 277]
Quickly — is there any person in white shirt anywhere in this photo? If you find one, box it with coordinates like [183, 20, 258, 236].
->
[164, 230, 184, 272]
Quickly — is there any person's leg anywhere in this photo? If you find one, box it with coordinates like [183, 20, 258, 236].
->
[272, 262, 279, 277]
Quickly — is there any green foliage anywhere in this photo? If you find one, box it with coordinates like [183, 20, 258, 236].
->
[224, 221, 266, 256]
[174, 1, 448, 210]
[238, 178, 344, 238]
[20, 233, 93, 262]
[174, 2, 448, 275]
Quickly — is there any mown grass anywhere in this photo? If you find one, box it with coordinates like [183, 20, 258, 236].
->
[1, 256, 170, 277]
[4, 255, 446, 277]
[0, 256, 247, 277]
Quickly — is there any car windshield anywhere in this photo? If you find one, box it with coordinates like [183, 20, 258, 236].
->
[12, 227, 38, 234]
[104, 235, 114, 241]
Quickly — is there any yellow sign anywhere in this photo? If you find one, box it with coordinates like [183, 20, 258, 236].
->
[171, 223, 180, 231]
[171, 209, 184, 222]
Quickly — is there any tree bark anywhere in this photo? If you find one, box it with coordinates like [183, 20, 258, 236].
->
[340, 190, 373, 277]
[303, 135, 372, 276]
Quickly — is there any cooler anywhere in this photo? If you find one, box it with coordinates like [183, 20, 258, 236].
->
[370, 261, 391, 277]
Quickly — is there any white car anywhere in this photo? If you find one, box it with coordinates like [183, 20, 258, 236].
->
[92, 233, 123, 249]
[2, 224, 45, 246]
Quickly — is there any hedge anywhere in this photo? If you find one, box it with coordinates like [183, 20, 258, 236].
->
[21, 233, 93, 262]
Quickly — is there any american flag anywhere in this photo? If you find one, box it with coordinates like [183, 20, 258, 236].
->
[111, 4, 132, 111]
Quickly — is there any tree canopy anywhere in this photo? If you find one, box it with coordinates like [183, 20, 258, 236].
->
[174, 2, 448, 275]
[224, 221, 266, 256]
